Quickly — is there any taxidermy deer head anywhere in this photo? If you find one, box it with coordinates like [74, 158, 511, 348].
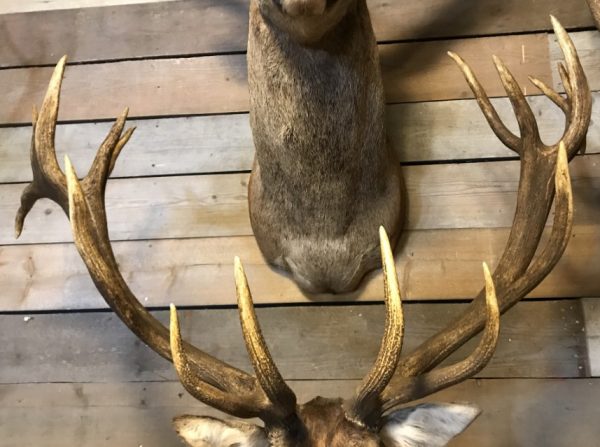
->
[247, 0, 404, 293]
[14, 16, 589, 447]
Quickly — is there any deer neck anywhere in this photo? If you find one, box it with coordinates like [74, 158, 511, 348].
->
[248, 0, 389, 197]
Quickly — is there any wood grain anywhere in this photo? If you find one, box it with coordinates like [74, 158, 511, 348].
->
[1, 379, 598, 446]
[3, 155, 598, 245]
[0, 300, 587, 383]
[583, 298, 600, 377]
[0, 33, 551, 124]
[3, 91, 598, 183]
[0, 0, 593, 66]
[2, 225, 599, 311]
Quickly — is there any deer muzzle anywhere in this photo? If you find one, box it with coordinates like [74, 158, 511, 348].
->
[280, 0, 327, 16]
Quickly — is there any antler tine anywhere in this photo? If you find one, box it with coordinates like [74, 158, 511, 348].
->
[380, 18, 585, 411]
[528, 76, 569, 113]
[170, 304, 270, 417]
[550, 15, 592, 155]
[448, 51, 520, 153]
[15, 56, 69, 237]
[347, 227, 404, 427]
[492, 54, 542, 149]
[381, 264, 499, 411]
[234, 257, 299, 422]
[558, 63, 573, 100]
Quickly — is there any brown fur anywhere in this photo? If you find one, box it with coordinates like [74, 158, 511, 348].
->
[247, 0, 404, 294]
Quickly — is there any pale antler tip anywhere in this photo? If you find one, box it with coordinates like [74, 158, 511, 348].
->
[482, 261, 491, 279]
[482, 262, 498, 316]
[64, 155, 74, 177]
[378, 225, 387, 240]
[550, 15, 563, 33]
[491, 54, 504, 68]
[233, 256, 244, 274]
[169, 303, 181, 350]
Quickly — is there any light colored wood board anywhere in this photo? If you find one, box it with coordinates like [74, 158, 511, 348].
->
[0, 0, 176, 14]
[583, 297, 600, 376]
[3, 155, 599, 245]
[550, 31, 600, 92]
[1, 379, 599, 447]
[1, 0, 593, 67]
[4, 93, 600, 183]
[0, 300, 587, 383]
[379, 33, 551, 103]
[0, 55, 250, 124]
[2, 225, 599, 311]
[0, 33, 552, 124]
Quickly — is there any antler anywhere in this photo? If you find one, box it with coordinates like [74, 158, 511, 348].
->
[378, 16, 586, 412]
[346, 229, 499, 428]
[15, 56, 277, 420]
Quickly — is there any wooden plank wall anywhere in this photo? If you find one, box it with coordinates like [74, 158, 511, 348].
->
[0, 1, 599, 446]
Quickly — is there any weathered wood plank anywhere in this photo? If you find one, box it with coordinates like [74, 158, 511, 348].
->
[2, 155, 598, 245]
[0, 300, 587, 383]
[2, 225, 599, 311]
[0, 33, 551, 124]
[583, 297, 600, 377]
[0, 0, 175, 14]
[1, 0, 593, 66]
[3, 93, 599, 183]
[1, 379, 598, 446]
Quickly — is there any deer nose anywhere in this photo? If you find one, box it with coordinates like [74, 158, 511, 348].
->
[281, 0, 327, 16]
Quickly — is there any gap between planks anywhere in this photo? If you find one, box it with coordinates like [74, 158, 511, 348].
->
[0, 0, 595, 65]
[0, 300, 589, 383]
[2, 93, 599, 183]
[1, 379, 599, 447]
[1, 226, 599, 311]
[0, 32, 554, 123]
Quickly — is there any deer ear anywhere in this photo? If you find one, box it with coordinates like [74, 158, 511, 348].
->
[379, 403, 480, 447]
[173, 415, 269, 447]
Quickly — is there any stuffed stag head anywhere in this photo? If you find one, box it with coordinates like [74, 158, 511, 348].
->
[15, 16, 586, 447]
[169, 228, 500, 447]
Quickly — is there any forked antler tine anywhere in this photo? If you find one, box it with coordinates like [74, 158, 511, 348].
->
[348, 227, 404, 425]
[15, 56, 69, 237]
[235, 257, 298, 420]
[169, 304, 255, 414]
[381, 264, 499, 411]
[63, 156, 268, 419]
[448, 52, 520, 153]
[551, 15, 591, 154]
[492, 55, 541, 148]
[528, 76, 569, 113]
